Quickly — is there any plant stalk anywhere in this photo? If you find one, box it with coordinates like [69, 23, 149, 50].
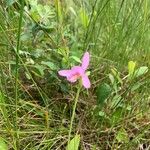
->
[15, 0, 24, 149]
[67, 86, 81, 146]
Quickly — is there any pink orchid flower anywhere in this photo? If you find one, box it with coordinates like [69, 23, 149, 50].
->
[58, 52, 91, 89]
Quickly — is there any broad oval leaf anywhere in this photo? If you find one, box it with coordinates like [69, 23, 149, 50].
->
[135, 66, 148, 78]
[96, 83, 111, 106]
[66, 134, 80, 150]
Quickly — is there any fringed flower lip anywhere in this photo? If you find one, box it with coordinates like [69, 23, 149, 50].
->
[58, 52, 91, 89]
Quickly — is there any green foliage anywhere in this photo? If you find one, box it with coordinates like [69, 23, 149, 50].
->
[66, 134, 80, 150]
[111, 68, 123, 85]
[79, 8, 89, 28]
[128, 61, 136, 79]
[0, 0, 149, 149]
[134, 66, 148, 78]
[128, 61, 148, 80]
[116, 128, 129, 143]
[41, 61, 58, 71]
[96, 83, 111, 106]
[0, 138, 8, 150]
[27, 0, 55, 25]
[111, 107, 123, 125]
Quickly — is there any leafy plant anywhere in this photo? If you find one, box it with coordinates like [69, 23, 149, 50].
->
[128, 61, 148, 80]
[66, 134, 80, 150]
[96, 83, 111, 107]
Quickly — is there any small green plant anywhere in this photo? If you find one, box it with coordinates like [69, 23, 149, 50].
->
[58, 52, 90, 149]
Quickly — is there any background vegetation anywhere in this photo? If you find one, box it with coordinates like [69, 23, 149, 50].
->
[0, 0, 149, 149]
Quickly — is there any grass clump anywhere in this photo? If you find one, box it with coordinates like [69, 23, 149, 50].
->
[0, 0, 149, 149]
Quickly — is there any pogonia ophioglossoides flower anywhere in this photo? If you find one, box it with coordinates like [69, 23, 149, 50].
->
[58, 52, 91, 89]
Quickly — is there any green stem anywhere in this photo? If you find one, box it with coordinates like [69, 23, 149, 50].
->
[68, 86, 81, 146]
[15, 1, 24, 149]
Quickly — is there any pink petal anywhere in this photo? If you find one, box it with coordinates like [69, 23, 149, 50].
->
[82, 75, 91, 89]
[67, 66, 83, 82]
[71, 66, 84, 75]
[58, 70, 72, 77]
[81, 52, 90, 71]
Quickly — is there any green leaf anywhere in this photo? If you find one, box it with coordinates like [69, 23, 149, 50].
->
[70, 56, 81, 63]
[128, 61, 136, 79]
[34, 64, 45, 76]
[41, 61, 58, 70]
[96, 83, 111, 106]
[116, 128, 129, 143]
[0, 138, 8, 150]
[110, 94, 122, 108]
[79, 8, 89, 28]
[111, 107, 122, 125]
[66, 134, 80, 150]
[111, 68, 123, 85]
[131, 82, 144, 91]
[134, 66, 148, 78]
